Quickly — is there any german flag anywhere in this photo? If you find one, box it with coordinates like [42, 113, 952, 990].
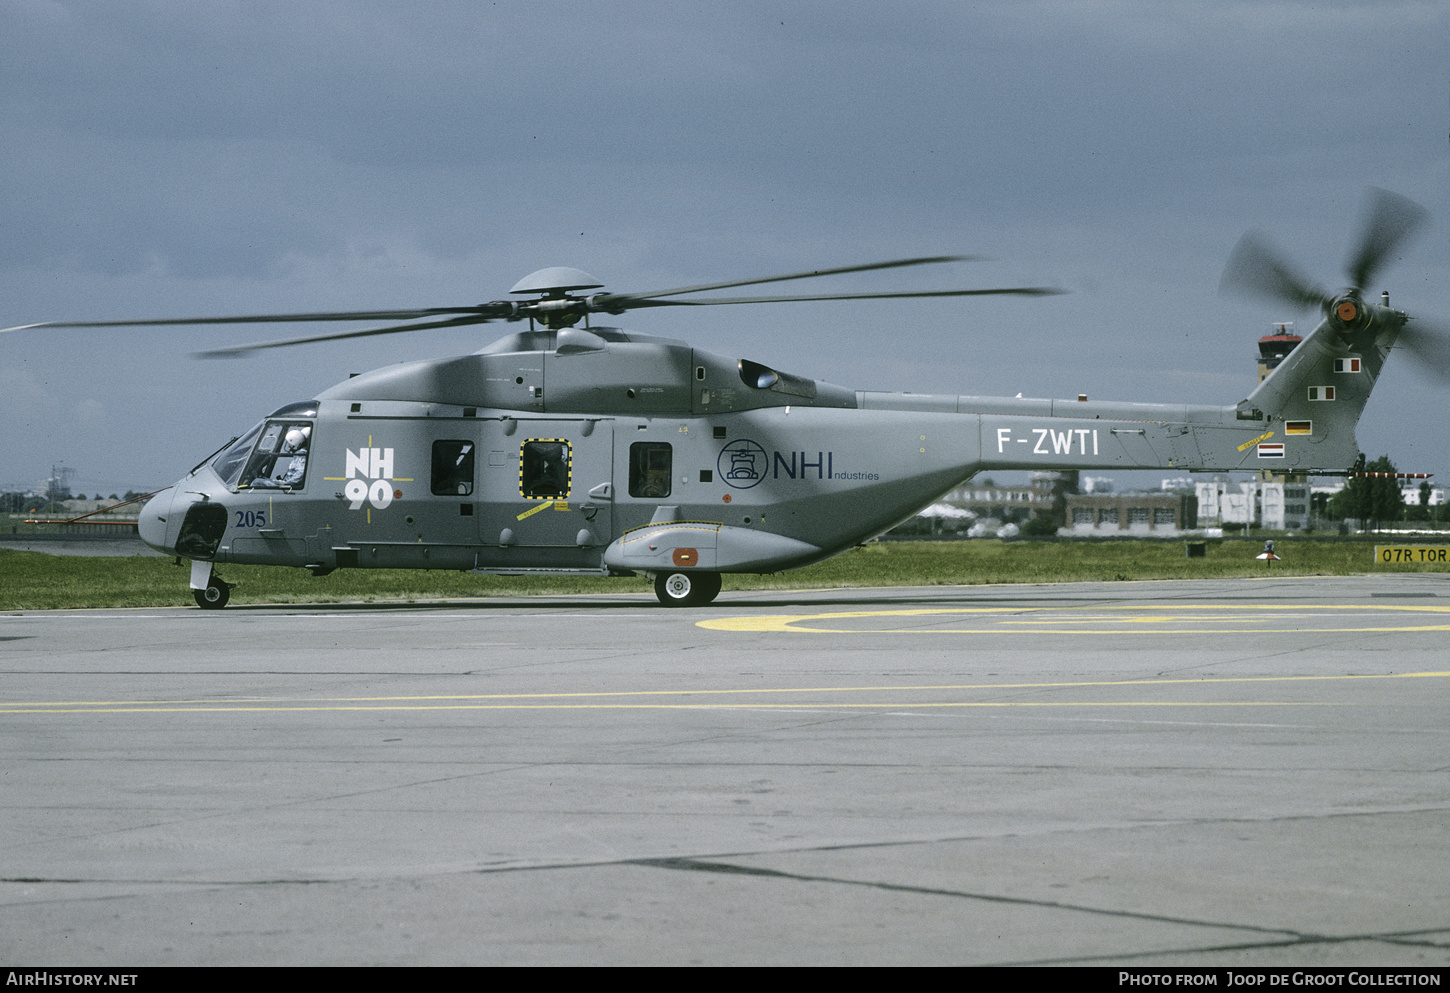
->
[1285, 421, 1312, 435]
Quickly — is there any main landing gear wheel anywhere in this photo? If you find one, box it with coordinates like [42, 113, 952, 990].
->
[654, 571, 722, 607]
[193, 574, 232, 610]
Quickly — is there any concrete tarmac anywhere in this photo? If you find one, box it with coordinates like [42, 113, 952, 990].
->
[0, 535, 160, 557]
[2, 575, 1448, 966]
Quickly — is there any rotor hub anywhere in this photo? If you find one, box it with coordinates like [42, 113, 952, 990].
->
[1328, 291, 1370, 334]
[509, 267, 604, 297]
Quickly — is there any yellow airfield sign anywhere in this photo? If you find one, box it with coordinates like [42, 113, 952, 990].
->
[1375, 545, 1449, 566]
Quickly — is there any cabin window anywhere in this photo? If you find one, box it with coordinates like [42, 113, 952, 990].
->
[629, 442, 672, 498]
[431, 441, 476, 496]
[520, 440, 571, 498]
[239, 421, 312, 490]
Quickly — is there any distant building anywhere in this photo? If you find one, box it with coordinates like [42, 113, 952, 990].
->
[1195, 476, 1316, 530]
[941, 480, 1039, 518]
[940, 471, 1078, 527]
[1263, 480, 1310, 530]
[937, 474, 1198, 535]
[1064, 491, 1197, 532]
[1402, 483, 1446, 507]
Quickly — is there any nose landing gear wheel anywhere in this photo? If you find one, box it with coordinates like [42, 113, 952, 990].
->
[193, 575, 232, 609]
[654, 570, 722, 607]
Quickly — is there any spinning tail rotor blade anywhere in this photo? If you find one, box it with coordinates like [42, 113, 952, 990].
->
[1219, 232, 1329, 311]
[1394, 317, 1450, 383]
[1346, 187, 1428, 292]
[1220, 189, 1444, 382]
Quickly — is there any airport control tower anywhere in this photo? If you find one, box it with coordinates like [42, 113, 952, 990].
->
[1257, 322, 1301, 383]
[1257, 323, 1309, 527]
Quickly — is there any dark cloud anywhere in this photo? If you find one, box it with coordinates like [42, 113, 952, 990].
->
[1, 0, 1445, 491]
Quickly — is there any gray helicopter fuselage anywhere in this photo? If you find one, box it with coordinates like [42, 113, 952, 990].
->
[139, 312, 1394, 583]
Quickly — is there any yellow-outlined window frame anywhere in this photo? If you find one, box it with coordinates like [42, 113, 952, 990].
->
[519, 438, 572, 500]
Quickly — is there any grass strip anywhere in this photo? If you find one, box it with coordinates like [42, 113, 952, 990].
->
[1, 539, 1443, 611]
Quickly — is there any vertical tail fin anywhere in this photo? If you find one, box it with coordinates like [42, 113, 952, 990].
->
[1239, 303, 1405, 471]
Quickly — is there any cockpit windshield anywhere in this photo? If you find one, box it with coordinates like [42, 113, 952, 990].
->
[212, 423, 263, 486]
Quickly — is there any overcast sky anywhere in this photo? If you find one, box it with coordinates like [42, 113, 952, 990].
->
[2, 0, 1445, 497]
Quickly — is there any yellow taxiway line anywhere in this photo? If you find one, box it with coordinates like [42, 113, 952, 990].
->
[3, 670, 1446, 715]
[697, 603, 1450, 634]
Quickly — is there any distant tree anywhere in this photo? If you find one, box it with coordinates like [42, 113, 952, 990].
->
[1330, 455, 1405, 528]
[1020, 513, 1060, 537]
[1406, 480, 1432, 522]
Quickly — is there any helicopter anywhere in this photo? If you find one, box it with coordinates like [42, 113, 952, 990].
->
[5, 190, 1443, 608]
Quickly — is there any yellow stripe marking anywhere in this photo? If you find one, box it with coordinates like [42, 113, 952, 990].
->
[516, 500, 561, 521]
[4, 669, 1445, 714]
[0, 702, 1342, 714]
[1238, 430, 1275, 452]
[698, 604, 1450, 634]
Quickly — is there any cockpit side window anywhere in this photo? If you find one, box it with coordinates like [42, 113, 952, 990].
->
[239, 420, 313, 490]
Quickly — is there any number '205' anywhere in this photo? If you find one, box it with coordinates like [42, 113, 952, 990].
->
[235, 510, 266, 528]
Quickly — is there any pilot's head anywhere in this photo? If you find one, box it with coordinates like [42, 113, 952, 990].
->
[282, 427, 309, 453]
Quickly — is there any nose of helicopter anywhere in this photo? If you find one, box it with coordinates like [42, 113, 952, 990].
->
[137, 489, 174, 553]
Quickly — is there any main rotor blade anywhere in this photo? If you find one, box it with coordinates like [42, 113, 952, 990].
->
[191, 314, 500, 358]
[1219, 232, 1329, 311]
[1394, 316, 1450, 383]
[1, 306, 501, 334]
[1346, 187, 1428, 292]
[608, 286, 1065, 309]
[601, 255, 984, 304]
